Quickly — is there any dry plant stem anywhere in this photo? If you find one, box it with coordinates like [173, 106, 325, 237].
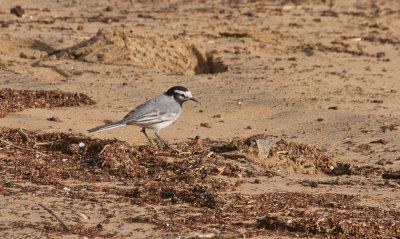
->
[98, 144, 110, 155]
[38, 203, 71, 231]
[0, 139, 48, 156]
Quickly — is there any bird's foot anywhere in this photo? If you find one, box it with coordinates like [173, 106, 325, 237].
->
[155, 133, 169, 148]
[158, 139, 169, 148]
[154, 138, 169, 148]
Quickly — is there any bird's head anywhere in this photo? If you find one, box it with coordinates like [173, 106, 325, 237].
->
[165, 86, 198, 105]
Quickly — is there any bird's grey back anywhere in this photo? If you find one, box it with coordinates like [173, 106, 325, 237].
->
[122, 94, 182, 123]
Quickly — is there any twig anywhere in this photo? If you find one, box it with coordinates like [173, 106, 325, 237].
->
[0, 139, 48, 156]
[98, 144, 110, 155]
[38, 203, 71, 231]
[34, 142, 52, 146]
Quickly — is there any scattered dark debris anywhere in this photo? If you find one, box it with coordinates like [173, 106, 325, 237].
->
[219, 32, 249, 38]
[137, 14, 157, 20]
[0, 88, 95, 118]
[47, 116, 62, 122]
[0, 128, 397, 237]
[370, 139, 388, 145]
[302, 45, 314, 56]
[0, 127, 266, 189]
[380, 124, 398, 133]
[257, 202, 399, 238]
[320, 10, 338, 17]
[314, 42, 374, 57]
[124, 216, 157, 225]
[19, 52, 28, 58]
[87, 15, 126, 24]
[382, 172, 400, 180]
[328, 106, 338, 110]
[358, 144, 371, 151]
[0, 20, 14, 27]
[376, 52, 386, 58]
[288, 22, 302, 28]
[212, 135, 336, 174]
[10, 6, 25, 17]
[329, 163, 385, 177]
[299, 180, 319, 188]
[243, 12, 255, 17]
[376, 158, 393, 166]
[104, 6, 113, 12]
[362, 35, 400, 45]
[370, 99, 383, 104]
[300, 178, 357, 186]
[341, 11, 368, 18]
[200, 122, 211, 128]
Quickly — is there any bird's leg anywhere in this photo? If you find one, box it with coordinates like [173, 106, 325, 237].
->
[141, 128, 153, 146]
[155, 130, 168, 148]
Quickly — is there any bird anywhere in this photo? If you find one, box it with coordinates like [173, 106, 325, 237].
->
[88, 86, 198, 147]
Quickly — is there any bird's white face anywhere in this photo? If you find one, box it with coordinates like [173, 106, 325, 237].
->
[174, 89, 193, 101]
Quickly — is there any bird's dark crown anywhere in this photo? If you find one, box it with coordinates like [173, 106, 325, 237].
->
[165, 86, 189, 96]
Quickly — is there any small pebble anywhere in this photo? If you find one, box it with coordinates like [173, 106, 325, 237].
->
[20, 52, 28, 58]
[79, 213, 89, 220]
[47, 116, 62, 122]
[200, 122, 211, 128]
[310, 181, 318, 187]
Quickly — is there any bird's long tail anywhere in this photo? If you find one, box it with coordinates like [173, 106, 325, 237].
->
[88, 120, 126, 133]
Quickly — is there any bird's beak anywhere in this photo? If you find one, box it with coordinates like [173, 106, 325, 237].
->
[191, 97, 199, 103]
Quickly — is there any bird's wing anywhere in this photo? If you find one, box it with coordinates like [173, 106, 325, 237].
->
[122, 95, 180, 124]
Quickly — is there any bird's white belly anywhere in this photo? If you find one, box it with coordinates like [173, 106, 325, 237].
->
[130, 111, 180, 130]
[147, 120, 174, 130]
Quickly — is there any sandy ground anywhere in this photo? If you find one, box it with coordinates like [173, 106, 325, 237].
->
[0, 0, 399, 238]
